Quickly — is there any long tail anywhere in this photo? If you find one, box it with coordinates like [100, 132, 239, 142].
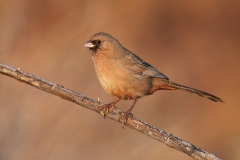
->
[165, 82, 224, 103]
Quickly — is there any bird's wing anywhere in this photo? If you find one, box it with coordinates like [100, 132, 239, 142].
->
[119, 49, 169, 80]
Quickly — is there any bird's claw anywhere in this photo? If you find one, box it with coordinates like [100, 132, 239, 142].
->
[99, 103, 115, 118]
[119, 111, 134, 126]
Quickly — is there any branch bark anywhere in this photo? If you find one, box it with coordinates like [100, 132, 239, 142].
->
[0, 62, 221, 160]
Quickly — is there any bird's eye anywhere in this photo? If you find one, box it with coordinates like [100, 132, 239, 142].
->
[93, 40, 101, 46]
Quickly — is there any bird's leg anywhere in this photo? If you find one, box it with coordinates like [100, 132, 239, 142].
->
[120, 98, 139, 125]
[99, 98, 121, 118]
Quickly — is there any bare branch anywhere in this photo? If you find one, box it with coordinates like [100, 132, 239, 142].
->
[0, 62, 221, 160]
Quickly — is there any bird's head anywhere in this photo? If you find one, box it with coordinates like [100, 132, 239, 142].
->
[84, 32, 123, 56]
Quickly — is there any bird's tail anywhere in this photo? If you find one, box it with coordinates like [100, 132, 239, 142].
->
[165, 82, 224, 103]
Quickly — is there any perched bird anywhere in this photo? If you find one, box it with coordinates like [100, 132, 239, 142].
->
[84, 32, 224, 122]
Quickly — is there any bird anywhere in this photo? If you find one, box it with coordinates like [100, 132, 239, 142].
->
[84, 32, 224, 123]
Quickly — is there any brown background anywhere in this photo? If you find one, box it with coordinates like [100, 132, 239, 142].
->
[0, 0, 239, 160]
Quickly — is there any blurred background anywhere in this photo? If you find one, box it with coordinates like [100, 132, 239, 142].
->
[0, 0, 239, 159]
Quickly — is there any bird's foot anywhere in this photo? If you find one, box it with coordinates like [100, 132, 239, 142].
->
[119, 110, 134, 126]
[99, 102, 115, 118]
[99, 99, 121, 118]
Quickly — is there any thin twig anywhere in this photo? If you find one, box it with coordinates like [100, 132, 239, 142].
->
[0, 62, 221, 160]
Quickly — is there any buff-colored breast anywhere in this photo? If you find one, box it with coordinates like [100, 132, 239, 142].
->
[92, 55, 153, 100]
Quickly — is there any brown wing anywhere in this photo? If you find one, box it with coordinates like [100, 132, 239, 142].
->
[118, 47, 169, 80]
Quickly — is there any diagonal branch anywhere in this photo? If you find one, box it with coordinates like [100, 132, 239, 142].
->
[0, 62, 221, 160]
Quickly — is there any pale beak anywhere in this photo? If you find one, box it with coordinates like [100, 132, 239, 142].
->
[84, 42, 95, 48]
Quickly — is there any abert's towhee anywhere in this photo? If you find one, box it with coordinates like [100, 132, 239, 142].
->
[84, 32, 223, 122]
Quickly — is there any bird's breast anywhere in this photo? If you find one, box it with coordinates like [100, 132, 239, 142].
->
[92, 56, 152, 99]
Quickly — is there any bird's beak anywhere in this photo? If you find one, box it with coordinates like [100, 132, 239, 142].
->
[84, 41, 95, 48]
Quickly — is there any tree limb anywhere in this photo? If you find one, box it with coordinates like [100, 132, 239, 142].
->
[0, 62, 221, 160]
